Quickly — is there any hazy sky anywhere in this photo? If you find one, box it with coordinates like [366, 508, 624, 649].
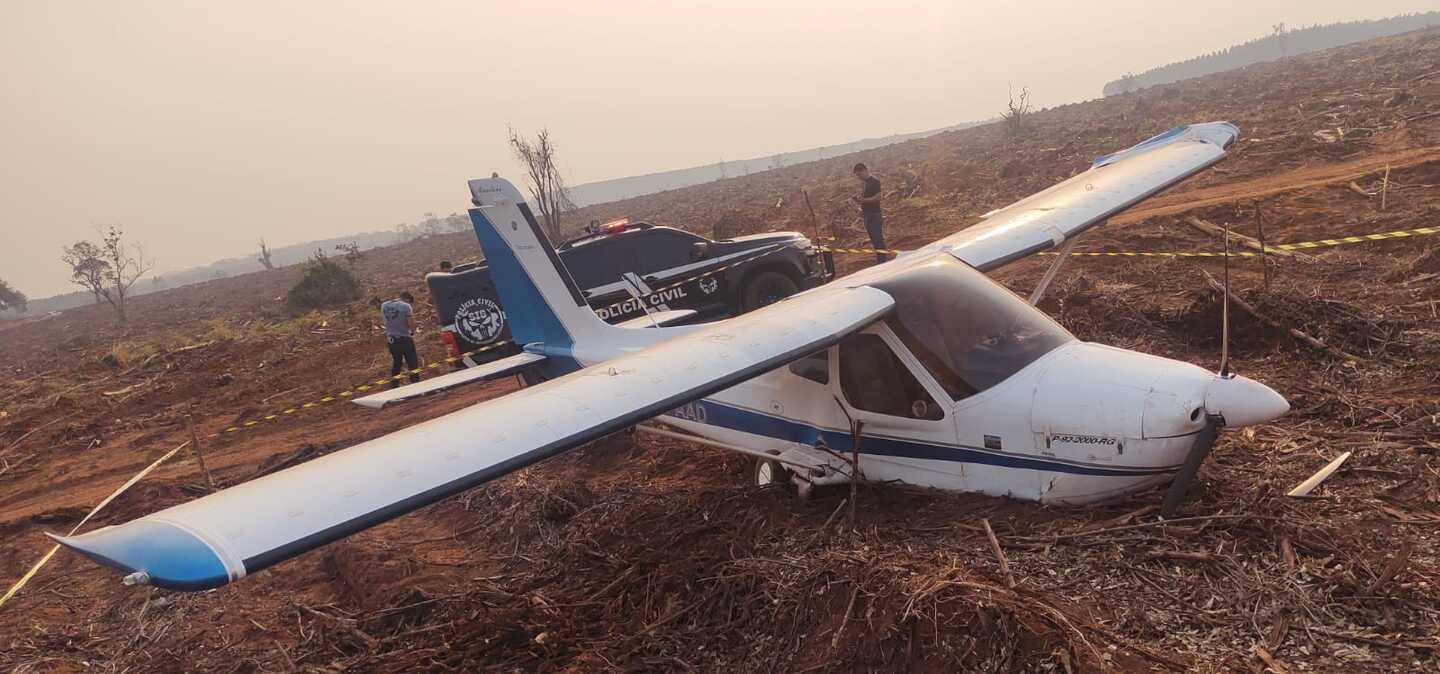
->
[3, 1, 1434, 298]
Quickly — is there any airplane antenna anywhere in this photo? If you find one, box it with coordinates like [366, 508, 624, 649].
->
[1219, 223, 1232, 378]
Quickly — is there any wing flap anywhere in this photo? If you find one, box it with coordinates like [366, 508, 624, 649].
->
[52, 286, 893, 590]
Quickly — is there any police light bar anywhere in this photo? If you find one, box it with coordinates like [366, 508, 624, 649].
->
[600, 218, 632, 234]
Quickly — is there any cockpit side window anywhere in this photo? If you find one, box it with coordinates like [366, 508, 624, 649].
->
[787, 349, 829, 385]
[875, 255, 1075, 400]
[838, 333, 943, 420]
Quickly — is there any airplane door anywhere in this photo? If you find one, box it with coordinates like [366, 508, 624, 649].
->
[831, 325, 959, 484]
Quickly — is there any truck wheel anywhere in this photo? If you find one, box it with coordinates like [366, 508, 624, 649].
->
[740, 271, 799, 313]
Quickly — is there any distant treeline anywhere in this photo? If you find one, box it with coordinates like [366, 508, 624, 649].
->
[1103, 12, 1440, 96]
[6, 230, 403, 318]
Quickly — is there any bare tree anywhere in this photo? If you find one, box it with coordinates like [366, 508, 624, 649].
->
[0, 278, 26, 313]
[96, 225, 153, 324]
[1002, 83, 1033, 134]
[257, 240, 275, 269]
[1272, 22, 1288, 58]
[334, 241, 364, 267]
[62, 240, 110, 304]
[507, 127, 576, 242]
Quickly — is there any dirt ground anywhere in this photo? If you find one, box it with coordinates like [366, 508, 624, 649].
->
[2, 28, 1440, 673]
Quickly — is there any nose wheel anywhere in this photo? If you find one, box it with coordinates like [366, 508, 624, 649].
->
[754, 458, 791, 488]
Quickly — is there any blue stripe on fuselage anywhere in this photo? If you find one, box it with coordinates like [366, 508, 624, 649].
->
[665, 399, 1177, 477]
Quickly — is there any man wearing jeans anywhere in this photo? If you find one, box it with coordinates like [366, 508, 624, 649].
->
[852, 163, 887, 263]
[380, 292, 420, 389]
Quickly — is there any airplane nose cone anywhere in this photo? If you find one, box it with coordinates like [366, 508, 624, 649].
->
[1204, 374, 1288, 428]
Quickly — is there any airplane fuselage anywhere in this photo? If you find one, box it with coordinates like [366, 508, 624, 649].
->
[560, 252, 1284, 506]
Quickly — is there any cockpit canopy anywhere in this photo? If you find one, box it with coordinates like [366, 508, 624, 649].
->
[872, 255, 1075, 400]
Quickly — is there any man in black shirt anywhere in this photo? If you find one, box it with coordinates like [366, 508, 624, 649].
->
[851, 163, 888, 262]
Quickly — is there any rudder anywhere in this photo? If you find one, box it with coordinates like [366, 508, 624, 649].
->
[467, 178, 616, 356]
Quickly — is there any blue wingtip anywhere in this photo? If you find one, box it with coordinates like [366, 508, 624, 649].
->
[1091, 121, 1239, 168]
[48, 520, 235, 591]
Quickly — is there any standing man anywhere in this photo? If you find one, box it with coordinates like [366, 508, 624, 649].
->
[851, 163, 887, 263]
[381, 291, 420, 389]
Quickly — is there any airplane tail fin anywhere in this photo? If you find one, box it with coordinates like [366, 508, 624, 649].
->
[467, 178, 620, 357]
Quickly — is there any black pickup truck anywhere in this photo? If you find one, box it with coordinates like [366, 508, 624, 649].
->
[427, 219, 834, 365]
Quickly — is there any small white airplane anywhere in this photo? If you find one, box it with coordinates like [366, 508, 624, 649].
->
[51, 122, 1287, 591]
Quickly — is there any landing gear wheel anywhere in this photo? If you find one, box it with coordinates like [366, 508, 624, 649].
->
[753, 457, 791, 489]
[740, 271, 800, 313]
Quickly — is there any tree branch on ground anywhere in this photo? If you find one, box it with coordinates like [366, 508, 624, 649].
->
[508, 127, 576, 242]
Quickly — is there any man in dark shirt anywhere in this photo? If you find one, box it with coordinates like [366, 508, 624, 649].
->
[851, 163, 887, 262]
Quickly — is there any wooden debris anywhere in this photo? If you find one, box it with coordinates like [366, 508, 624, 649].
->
[1254, 645, 1292, 674]
[0, 417, 61, 456]
[187, 416, 215, 489]
[100, 383, 145, 397]
[1286, 451, 1352, 497]
[1143, 549, 1214, 563]
[1367, 541, 1414, 594]
[1347, 181, 1375, 197]
[981, 518, 1017, 589]
[1183, 216, 1313, 260]
[1200, 270, 1359, 361]
[1380, 164, 1391, 211]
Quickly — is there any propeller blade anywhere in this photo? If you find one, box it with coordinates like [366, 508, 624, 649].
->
[1159, 414, 1224, 518]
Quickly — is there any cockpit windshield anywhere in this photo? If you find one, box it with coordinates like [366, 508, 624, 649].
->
[873, 255, 1075, 400]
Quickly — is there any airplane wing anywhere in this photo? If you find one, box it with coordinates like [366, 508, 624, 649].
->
[937, 122, 1239, 272]
[50, 285, 892, 591]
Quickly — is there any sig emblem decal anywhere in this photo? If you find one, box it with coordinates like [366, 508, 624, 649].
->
[983, 434, 1003, 450]
[454, 297, 505, 344]
[698, 276, 719, 295]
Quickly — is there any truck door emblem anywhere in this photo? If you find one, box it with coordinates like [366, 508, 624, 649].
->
[699, 276, 719, 295]
[454, 298, 505, 344]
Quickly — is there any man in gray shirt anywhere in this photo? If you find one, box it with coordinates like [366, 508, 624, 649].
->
[380, 292, 420, 388]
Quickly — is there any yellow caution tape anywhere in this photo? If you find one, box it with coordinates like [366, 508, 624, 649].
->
[819, 225, 1440, 259]
[822, 247, 904, 255]
[205, 339, 517, 439]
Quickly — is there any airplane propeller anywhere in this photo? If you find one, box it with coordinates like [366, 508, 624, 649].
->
[1161, 224, 1233, 518]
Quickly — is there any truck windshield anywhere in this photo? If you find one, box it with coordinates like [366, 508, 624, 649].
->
[873, 255, 1074, 400]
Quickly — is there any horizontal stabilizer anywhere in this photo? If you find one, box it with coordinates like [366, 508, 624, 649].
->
[615, 309, 697, 329]
[352, 352, 546, 409]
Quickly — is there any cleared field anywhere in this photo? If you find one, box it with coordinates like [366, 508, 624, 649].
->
[3, 27, 1439, 673]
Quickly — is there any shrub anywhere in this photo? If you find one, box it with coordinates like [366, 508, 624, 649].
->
[286, 251, 362, 312]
